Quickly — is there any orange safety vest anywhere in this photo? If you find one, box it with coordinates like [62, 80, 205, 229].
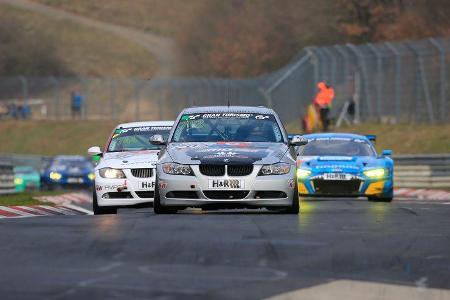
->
[314, 82, 334, 107]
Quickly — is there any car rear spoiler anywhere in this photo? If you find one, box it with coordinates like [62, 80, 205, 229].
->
[365, 135, 376, 143]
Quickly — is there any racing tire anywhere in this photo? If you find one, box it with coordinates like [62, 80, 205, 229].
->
[153, 179, 178, 214]
[93, 190, 117, 215]
[280, 181, 300, 214]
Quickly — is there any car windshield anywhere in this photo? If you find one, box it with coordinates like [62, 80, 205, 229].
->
[300, 138, 376, 156]
[108, 126, 171, 152]
[51, 158, 92, 170]
[172, 113, 284, 143]
[14, 166, 35, 174]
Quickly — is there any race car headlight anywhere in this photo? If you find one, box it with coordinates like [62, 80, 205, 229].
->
[99, 168, 125, 179]
[297, 168, 311, 179]
[162, 163, 193, 176]
[14, 177, 24, 185]
[364, 168, 386, 178]
[49, 171, 62, 181]
[88, 173, 95, 181]
[259, 163, 291, 176]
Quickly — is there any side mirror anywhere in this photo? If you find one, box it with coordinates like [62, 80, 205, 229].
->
[150, 134, 166, 145]
[290, 135, 308, 146]
[382, 149, 392, 156]
[88, 146, 102, 156]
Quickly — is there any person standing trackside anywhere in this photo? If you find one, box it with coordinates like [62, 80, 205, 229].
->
[313, 81, 335, 131]
[71, 90, 84, 119]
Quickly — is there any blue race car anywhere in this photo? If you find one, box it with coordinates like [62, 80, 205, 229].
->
[42, 155, 95, 190]
[296, 133, 393, 202]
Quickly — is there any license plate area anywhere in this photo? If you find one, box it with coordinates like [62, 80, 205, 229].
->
[323, 173, 352, 180]
[67, 177, 83, 183]
[208, 179, 244, 189]
[138, 181, 155, 190]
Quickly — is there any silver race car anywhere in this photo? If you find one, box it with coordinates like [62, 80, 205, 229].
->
[88, 121, 174, 215]
[151, 106, 306, 214]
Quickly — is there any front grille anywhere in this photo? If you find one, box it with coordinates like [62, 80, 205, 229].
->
[254, 191, 287, 199]
[312, 179, 361, 195]
[135, 191, 155, 198]
[199, 165, 225, 176]
[203, 190, 249, 200]
[131, 168, 153, 178]
[227, 165, 253, 176]
[166, 191, 199, 199]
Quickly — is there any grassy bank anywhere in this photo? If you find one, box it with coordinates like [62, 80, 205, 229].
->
[0, 120, 449, 156]
[0, 120, 116, 156]
[0, 191, 59, 206]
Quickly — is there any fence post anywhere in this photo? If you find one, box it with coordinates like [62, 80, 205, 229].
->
[367, 43, 383, 119]
[429, 38, 447, 123]
[50, 76, 60, 120]
[322, 48, 336, 87]
[18, 76, 29, 108]
[385, 42, 402, 123]
[408, 43, 435, 124]
[334, 45, 354, 120]
[305, 47, 319, 97]
[346, 43, 373, 121]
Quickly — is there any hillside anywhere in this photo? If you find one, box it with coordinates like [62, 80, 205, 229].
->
[31, 0, 207, 36]
[0, 4, 157, 78]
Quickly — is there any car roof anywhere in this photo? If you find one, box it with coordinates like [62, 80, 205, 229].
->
[181, 106, 275, 115]
[303, 133, 370, 141]
[116, 121, 174, 129]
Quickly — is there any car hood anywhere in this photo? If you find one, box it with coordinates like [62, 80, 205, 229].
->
[298, 156, 382, 174]
[98, 150, 160, 169]
[167, 142, 288, 165]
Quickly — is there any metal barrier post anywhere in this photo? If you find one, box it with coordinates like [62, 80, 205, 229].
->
[408, 43, 435, 124]
[385, 42, 402, 122]
[429, 38, 447, 122]
[322, 48, 337, 87]
[346, 44, 373, 120]
[367, 43, 383, 119]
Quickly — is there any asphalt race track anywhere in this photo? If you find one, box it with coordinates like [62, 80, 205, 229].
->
[1, 198, 450, 299]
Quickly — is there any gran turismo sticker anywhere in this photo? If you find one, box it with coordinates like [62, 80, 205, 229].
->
[180, 113, 274, 120]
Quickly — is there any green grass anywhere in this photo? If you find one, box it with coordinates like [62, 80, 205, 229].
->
[1, 120, 450, 156]
[0, 191, 61, 206]
[1, 5, 157, 78]
[286, 122, 450, 155]
[0, 120, 116, 156]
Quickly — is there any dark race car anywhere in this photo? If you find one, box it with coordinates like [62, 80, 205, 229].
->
[41, 155, 94, 190]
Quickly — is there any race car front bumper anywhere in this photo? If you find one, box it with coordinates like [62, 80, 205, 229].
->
[95, 169, 156, 207]
[157, 165, 296, 208]
[298, 175, 393, 198]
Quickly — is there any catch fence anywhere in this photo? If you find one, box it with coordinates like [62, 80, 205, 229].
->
[0, 36, 448, 126]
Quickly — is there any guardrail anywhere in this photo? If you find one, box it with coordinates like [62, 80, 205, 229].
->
[0, 160, 16, 195]
[394, 154, 450, 188]
[0, 153, 449, 190]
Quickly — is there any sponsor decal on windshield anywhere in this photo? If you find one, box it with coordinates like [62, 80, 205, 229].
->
[180, 113, 274, 120]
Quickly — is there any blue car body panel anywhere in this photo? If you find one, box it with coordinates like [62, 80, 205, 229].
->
[296, 133, 394, 198]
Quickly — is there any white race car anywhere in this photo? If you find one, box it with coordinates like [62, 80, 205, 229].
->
[88, 121, 174, 215]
